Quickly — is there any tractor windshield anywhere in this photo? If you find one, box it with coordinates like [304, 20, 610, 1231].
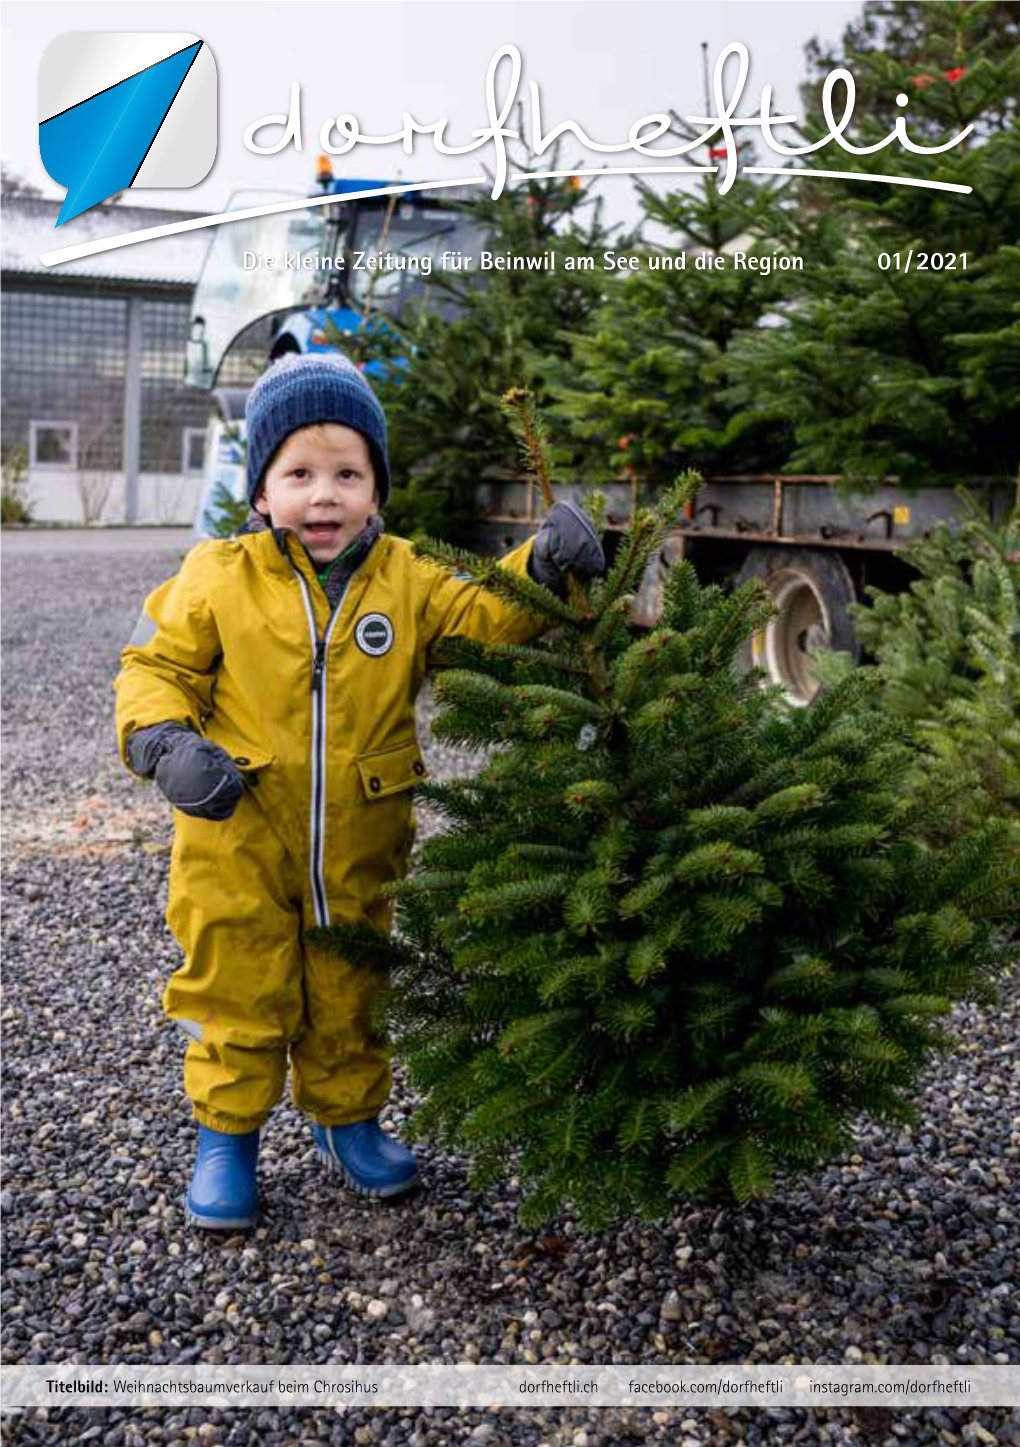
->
[185, 192, 337, 388]
[346, 201, 486, 318]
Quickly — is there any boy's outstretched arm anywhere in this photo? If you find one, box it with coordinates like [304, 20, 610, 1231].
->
[419, 502, 605, 650]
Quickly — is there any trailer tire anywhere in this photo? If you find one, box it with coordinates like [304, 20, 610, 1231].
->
[735, 547, 859, 705]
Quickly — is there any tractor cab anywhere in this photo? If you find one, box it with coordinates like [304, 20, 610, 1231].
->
[185, 163, 485, 390]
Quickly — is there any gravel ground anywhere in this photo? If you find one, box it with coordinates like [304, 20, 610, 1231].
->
[2, 536, 1019, 1447]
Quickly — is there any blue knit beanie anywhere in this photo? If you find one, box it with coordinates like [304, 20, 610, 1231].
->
[245, 353, 391, 507]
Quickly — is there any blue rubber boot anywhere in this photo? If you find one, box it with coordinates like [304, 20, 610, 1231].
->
[185, 1126, 260, 1229]
[311, 1118, 419, 1199]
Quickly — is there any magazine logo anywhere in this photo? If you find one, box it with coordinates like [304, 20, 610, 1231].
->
[40, 39, 975, 269]
[39, 32, 217, 225]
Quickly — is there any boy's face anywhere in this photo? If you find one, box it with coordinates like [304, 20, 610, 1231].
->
[255, 423, 378, 564]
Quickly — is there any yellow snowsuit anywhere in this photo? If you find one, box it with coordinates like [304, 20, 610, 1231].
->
[115, 526, 540, 1135]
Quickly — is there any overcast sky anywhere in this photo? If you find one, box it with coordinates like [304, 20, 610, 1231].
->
[4, 0, 865, 239]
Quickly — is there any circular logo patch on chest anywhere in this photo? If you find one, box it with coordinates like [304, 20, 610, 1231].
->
[355, 612, 394, 657]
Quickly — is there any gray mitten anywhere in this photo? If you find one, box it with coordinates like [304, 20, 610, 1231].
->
[528, 500, 605, 598]
[127, 722, 244, 821]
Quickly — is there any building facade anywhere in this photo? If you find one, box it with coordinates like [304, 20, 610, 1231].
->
[1, 195, 265, 525]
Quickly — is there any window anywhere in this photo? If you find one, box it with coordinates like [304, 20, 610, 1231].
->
[140, 299, 222, 471]
[4, 292, 127, 469]
[30, 421, 78, 469]
[183, 427, 207, 474]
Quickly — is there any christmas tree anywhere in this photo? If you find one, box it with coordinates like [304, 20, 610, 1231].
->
[315, 394, 1018, 1230]
[812, 492, 1020, 846]
[726, 0, 1020, 490]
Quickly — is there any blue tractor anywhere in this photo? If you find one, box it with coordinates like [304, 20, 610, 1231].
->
[186, 158, 485, 535]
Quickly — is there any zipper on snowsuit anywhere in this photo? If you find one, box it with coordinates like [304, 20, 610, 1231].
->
[288, 559, 353, 929]
[311, 639, 326, 693]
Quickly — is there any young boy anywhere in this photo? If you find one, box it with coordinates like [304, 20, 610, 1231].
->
[114, 353, 604, 1229]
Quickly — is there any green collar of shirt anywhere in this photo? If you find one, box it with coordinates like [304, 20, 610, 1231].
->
[314, 536, 361, 587]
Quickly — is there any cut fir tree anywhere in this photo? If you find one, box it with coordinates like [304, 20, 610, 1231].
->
[313, 393, 1017, 1231]
[811, 490, 1020, 848]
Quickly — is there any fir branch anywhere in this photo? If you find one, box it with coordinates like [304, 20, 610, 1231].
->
[617, 1098, 661, 1153]
[459, 874, 571, 920]
[627, 936, 668, 985]
[497, 1007, 587, 1055]
[727, 1139, 777, 1202]
[505, 842, 590, 866]
[480, 640, 591, 679]
[414, 536, 585, 625]
[738, 1062, 816, 1109]
[660, 1079, 734, 1136]
[878, 993, 954, 1020]
[501, 387, 556, 511]
[618, 872, 672, 919]
[544, 1097, 596, 1162]
[514, 684, 603, 720]
[665, 1137, 737, 1198]
[672, 842, 765, 886]
[596, 996, 658, 1042]
[563, 779, 620, 813]
[462, 1088, 555, 1140]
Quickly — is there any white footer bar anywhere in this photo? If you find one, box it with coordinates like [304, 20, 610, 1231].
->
[2, 1365, 1017, 1410]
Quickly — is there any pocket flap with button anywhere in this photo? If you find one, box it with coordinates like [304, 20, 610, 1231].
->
[357, 738, 429, 799]
[203, 735, 275, 778]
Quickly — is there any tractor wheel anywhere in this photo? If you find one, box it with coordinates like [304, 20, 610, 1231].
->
[735, 547, 859, 705]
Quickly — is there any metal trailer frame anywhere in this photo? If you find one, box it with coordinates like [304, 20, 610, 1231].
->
[469, 472, 1017, 703]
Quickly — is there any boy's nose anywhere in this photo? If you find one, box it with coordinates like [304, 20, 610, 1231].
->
[309, 475, 342, 503]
